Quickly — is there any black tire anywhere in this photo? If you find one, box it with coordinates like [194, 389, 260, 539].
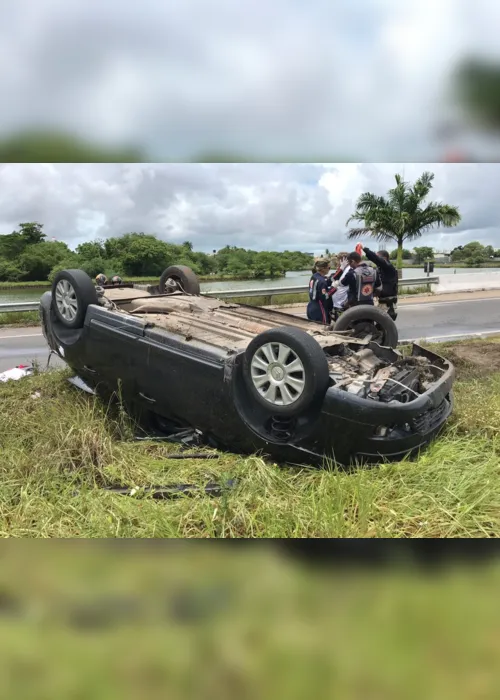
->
[243, 326, 330, 417]
[51, 269, 98, 329]
[159, 265, 200, 295]
[334, 305, 398, 348]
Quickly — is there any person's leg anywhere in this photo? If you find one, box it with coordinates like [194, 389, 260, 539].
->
[307, 301, 325, 323]
[386, 298, 398, 321]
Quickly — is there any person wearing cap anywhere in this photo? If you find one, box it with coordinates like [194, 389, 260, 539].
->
[307, 258, 336, 324]
[111, 275, 123, 286]
[357, 245, 399, 320]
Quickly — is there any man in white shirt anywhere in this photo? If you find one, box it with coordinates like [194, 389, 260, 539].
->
[330, 253, 350, 321]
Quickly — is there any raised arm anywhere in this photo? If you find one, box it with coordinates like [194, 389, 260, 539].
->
[363, 247, 393, 271]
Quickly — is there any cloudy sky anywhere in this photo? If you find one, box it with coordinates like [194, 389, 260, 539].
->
[3, 0, 500, 159]
[0, 162, 498, 254]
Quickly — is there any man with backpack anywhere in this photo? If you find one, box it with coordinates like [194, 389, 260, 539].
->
[335, 251, 382, 308]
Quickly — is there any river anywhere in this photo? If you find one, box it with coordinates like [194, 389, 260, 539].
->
[1, 267, 500, 303]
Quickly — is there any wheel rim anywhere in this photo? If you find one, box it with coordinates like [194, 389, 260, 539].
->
[165, 277, 180, 293]
[55, 279, 78, 322]
[250, 342, 306, 406]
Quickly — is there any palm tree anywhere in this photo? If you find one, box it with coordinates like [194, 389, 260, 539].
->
[346, 171, 461, 276]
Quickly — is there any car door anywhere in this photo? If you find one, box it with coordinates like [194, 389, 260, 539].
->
[134, 326, 228, 433]
[80, 306, 146, 402]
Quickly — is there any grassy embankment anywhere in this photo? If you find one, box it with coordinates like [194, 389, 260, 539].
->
[1, 337, 500, 537]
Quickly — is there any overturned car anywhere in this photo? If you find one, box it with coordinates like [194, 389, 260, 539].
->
[39, 266, 455, 467]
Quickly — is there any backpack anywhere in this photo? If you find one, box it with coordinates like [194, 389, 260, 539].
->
[354, 264, 377, 303]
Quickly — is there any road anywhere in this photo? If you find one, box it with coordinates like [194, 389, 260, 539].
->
[1, 296, 500, 372]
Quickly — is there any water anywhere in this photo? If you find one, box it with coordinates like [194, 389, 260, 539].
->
[2, 267, 500, 304]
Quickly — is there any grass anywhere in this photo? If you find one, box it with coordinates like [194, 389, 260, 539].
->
[0, 311, 40, 327]
[0, 546, 499, 698]
[1, 338, 500, 538]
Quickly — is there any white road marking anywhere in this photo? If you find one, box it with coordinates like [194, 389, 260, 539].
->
[401, 297, 500, 310]
[0, 333, 43, 340]
[401, 329, 500, 343]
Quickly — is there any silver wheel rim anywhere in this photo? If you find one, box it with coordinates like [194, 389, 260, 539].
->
[55, 279, 78, 322]
[165, 277, 179, 293]
[250, 342, 306, 406]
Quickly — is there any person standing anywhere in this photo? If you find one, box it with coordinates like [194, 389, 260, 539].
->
[336, 252, 382, 307]
[358, 245, 399, 320]
[307, 259, 335, 325]
[330, 253, 350, 321]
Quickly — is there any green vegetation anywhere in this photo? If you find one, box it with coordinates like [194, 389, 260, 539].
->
[412, 246, 435, 264]
[0, 130, 143, 162]
[0, 547, 499, 699]
[347, 171, 461, 272]
[455, 58, 500, 129]
[0, 223, 313, 284]
[389, 247, 412, 260]
[0, 311, 40, 327]
[0, 338, 499, 537]
[450, 241, 498, 266]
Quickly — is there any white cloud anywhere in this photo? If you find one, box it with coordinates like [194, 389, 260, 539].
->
[0, 162, 499, 254]
[1, 0, 500, 158]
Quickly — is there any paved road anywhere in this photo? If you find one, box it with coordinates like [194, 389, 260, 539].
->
[1, 296, 500, 372]
[0, 327, 65, 372]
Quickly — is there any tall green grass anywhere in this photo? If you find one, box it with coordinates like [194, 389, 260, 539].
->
[0, 339, 499, 537]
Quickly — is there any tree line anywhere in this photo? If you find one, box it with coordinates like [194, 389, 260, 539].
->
[0, 223, 314, 283]
[387, 243, 500, 266]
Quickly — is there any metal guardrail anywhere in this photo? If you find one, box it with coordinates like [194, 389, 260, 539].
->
[205, 276, 439, 299]
[0, 301, 42, 313]
[0, 276, 439, 314]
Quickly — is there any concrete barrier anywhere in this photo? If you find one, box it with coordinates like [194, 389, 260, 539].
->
[435, 271, 500, 294]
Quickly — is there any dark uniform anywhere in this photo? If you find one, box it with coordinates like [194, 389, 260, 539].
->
[340, 262, 382, 307]
[363, 248, 399, 320]
[307, 271, 335, 324]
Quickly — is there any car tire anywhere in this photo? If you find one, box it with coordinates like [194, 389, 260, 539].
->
[159, 265, 201, 295]
[334, 305, 398, 348]
[243, 326, 330, 417]
[51, 269, 98, 329]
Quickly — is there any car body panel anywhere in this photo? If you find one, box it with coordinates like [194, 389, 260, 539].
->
[40, 286, 455, 467]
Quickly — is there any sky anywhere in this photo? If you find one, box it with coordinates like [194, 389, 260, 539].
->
[2, 0, 500, 160]
[0, 162, 498, 254]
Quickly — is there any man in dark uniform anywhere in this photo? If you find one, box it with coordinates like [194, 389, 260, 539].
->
[359, 245, 399, 320]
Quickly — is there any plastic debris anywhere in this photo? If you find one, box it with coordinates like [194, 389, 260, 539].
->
[0, 365, 34, 383]
[67, 376, 96, 395]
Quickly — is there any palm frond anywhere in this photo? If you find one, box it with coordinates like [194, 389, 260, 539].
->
[345, 169, 461, 251]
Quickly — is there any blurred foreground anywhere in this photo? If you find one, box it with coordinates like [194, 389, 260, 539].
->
[3, 1, 500, 161]
[0, 542, 498, 698]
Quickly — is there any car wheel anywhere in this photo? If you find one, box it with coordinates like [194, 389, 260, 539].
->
[243, 326, 330, 417]
[334, 305, 398, 348]
[159, 265, 201, 295]
[51, 269, 98, 329]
